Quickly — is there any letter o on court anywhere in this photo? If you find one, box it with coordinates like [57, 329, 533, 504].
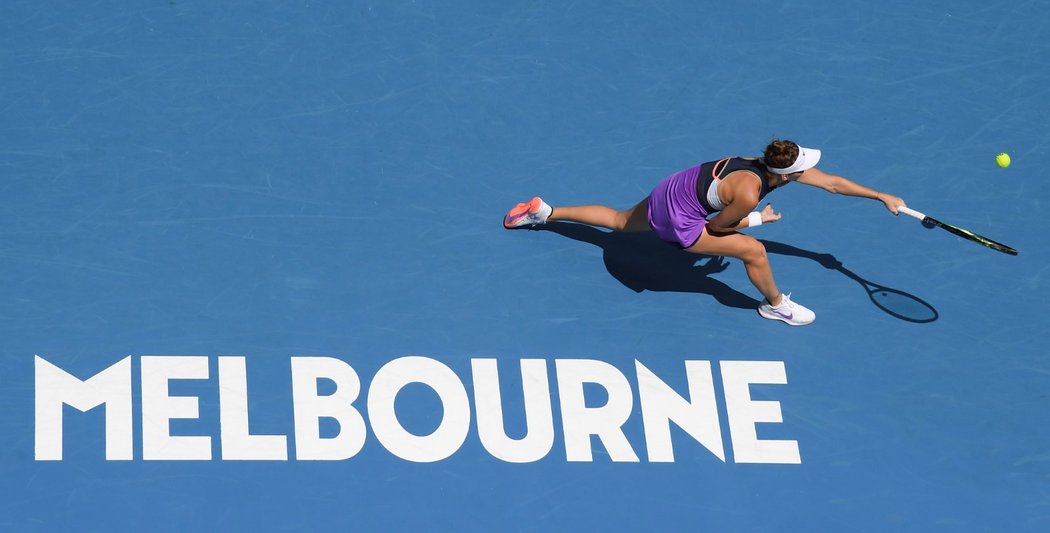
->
[367, 356, 471, 462]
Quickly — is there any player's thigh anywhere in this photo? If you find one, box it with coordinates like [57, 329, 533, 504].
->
[620, 197, 651, 232]
[685, 226, 763, 260]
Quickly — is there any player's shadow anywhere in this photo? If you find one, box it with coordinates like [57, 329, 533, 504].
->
[538, 222, 760, 309]
[537, 222, 938, 322]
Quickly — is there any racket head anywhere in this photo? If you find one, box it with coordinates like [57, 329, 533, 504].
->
[937, 221, 1017, 255]
[926, 217, 1018, 255]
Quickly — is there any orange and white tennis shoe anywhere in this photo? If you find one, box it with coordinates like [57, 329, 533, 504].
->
[503, 197, 552, 229]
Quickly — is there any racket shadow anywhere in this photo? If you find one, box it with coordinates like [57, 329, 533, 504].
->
[760, 240, 939, 323]
[536, 222, 761, 310]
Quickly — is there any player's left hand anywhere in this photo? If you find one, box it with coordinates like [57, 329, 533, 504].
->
[760, 203, 782, 224]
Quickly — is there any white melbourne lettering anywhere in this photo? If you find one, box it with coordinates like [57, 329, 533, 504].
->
[33, 355, 801, 465]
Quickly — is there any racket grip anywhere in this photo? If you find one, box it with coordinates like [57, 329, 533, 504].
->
[897, 206, 926, 220]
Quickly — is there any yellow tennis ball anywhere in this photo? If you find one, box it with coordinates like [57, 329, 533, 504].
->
[996, 152, 1011, 168]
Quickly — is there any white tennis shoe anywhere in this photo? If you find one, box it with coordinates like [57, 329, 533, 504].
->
[758, 293, 816, 326]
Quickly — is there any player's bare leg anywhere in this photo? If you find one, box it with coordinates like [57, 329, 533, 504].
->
[686, 226, 815, 325]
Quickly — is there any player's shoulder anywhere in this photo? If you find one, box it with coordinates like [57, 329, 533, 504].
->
[722, 171, 762, 200]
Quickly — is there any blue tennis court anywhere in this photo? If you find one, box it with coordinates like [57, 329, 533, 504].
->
[2, 1, 1048, 530]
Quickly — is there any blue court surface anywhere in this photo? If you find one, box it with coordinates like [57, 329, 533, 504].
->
[2, 1, 1049, 531]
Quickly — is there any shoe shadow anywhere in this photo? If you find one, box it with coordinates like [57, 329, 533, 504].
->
[535, 222, 938, 322]
[758, 240, 939, 323]
[537, 222, 761, 310]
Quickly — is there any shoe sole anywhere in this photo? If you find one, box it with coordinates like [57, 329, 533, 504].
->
[503, 197, 543, 228]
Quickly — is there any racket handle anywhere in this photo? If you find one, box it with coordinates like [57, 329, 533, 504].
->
[897, 205, 926, 221]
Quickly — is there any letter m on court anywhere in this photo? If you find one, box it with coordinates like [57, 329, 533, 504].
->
[35, 356, 133, 461]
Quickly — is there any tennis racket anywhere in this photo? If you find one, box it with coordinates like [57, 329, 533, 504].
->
[897, 206, 1018, 256]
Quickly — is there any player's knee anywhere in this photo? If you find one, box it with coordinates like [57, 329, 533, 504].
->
[742, 240, 768, 265]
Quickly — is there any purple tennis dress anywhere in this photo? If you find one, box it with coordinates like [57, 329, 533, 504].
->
[647, 164, 708, 248]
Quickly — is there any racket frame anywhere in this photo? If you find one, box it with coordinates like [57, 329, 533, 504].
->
[898, 206, 1017, 256]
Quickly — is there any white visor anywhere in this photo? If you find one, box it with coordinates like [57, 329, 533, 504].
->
[768, 145, 821, 174]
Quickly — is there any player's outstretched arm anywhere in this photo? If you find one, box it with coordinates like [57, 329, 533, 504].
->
[798, 167, 905, 214]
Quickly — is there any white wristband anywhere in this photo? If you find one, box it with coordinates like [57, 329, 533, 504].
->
[747, 211, 763, 228]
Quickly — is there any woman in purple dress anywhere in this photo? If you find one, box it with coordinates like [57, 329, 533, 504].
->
[503, 139, 905, 326]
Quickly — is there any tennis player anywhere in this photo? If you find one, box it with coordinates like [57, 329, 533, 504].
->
[503, 139, 906, 326]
